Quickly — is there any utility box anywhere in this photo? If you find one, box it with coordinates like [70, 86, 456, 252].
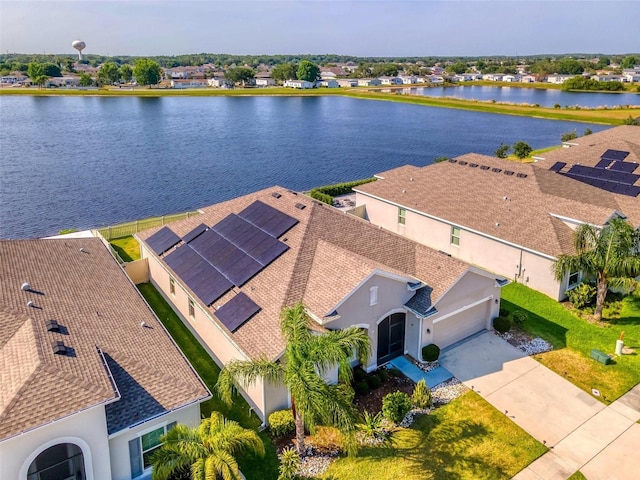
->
[590, 349, 611, 365]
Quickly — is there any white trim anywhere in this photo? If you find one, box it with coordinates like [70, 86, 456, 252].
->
[20, 436, 96, 480]
[375, 308, 407, 325]
[350, 323, 370, 329]
[432, 295, 493, 324]
[354, 190, 557, 260]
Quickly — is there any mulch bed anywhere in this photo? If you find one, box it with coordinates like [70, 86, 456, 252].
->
[354, 372, 414, 414]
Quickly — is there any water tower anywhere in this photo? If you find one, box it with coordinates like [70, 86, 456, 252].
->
[72, 40, 86, 60]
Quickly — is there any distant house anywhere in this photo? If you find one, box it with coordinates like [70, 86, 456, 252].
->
[398, 75, 417, 84]
[284, 79, 314, 89]
[138, 188, 504, 424]
[482, 73, 505, 82]
[0, 238, 209, 480]
[591, 74, 624, 83]
[521, 75, 536, 83]
[357, 78, 382, 87]
[547, 74, 575, 84]
[0, 72, 28, 84]
[503, 75, 521, 83]
[623, 72, 640, 83]
[45, 76, 81, 87]
[316, 79, 339, 88]
[171, 79, 208, 89]
[255, 77, 276, 87]
[337, 79, 358, 87]
[207, 77, 232, 88]
[379, 76, 402, 85]
[428, 75, 445, 84]
[452, 73, 477, 82]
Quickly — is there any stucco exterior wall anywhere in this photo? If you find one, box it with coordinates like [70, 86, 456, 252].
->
[141, 244, 270, 421]
[356, 193, 564, 300]
[0, 405, 112, 480]
[123, 258, 149, 285]
[108, 403, 200, 480]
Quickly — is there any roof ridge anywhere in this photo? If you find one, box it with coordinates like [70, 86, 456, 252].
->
[0, 365, 43, 424]
[43, 362, 115, 399]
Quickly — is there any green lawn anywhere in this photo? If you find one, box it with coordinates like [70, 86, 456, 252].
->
[110, 236, 140, 262]
[501, 283, 640, 403]
[137, 283, 280, 480]
[324, 391, 546, 480]
[567, 471, 587, 480]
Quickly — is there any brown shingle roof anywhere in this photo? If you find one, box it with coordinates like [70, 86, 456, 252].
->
[138, 188, 470, 361]
[355, 147, 640, 258]
[0, 239, 209, 439]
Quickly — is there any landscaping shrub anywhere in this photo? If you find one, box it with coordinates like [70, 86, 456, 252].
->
[367, 374, 382, 389]
[355, 380, 370, 396]
[277, 447, 300, 480]
[421, 343, 441, 362]
[313, 178, 377, 197]
[382, 391, 413, 423]
[387, 366, 403, 377]
[357, 411, 391, 444]
[499, 307, 509, 317]
[493, 316, 512, 333]
[512, 310, 528, 326]
[377, 368, 389, 382]
[309, 189, 333, 205]
[411, 379, 433, 409]
[566, 282, 596, 309]
[269, 409, 295, 438]
[353, 367, 367, 382]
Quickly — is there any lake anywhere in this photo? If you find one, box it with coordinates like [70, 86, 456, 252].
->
[0, 95, 610, 239]
[395, 85, 640, 108]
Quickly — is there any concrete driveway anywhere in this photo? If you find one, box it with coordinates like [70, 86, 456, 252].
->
[440, 331, 605, 446]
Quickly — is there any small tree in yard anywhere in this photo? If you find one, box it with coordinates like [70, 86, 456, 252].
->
[513, 141, 532, 159]
[411, 379, 433, 409]
[278, 447, 300, 480]
[495, 143, 510, 159]
[382, 391, 412, 424]
[553, 218, 640, 322]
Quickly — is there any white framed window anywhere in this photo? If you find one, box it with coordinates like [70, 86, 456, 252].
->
[568, 271, 580, 288]
[169, 277, 175, 296]
[398, 207, 406, 225]
[450, 226, 461, 246]
[369, 286, 378, 306]
[188, 298, 195, 319]
[128, 422, 176, 478]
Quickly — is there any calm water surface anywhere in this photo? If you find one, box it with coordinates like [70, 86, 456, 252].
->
[400, 86, 640, 108]
[0, 95, 609, 238]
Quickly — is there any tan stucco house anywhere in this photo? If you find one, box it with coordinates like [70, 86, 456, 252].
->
[0, 239, 210, 480]
[137, 187, 505, 424]
[353, 126, 640, 300]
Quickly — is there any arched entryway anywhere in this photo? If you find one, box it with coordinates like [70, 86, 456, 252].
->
[27, 443, 86, 480]
[377, 312, 406, 365]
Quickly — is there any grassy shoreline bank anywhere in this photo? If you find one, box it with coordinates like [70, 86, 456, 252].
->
[3, 86, 639, 125]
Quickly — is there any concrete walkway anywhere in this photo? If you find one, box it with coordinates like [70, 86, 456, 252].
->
[439, 332, 640, 480]
[388, 355, 454, 388]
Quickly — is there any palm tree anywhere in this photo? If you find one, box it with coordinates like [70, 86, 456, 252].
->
[553, 218, 640, 321]
[216, 302, 371, 455]
[151, 412, 264, 480]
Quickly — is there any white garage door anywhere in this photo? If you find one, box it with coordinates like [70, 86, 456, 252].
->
[432, 301, 489, 349]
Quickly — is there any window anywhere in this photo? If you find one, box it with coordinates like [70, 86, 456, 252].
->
[369, 286, 378, 306]
[450, 226, 461, 246]
[169, 277, 175, 296]
[188, 298, 195, 319]
[568, 271, 580, 288]
[398, 207, 406, 225]
[129, 422, 176, 478]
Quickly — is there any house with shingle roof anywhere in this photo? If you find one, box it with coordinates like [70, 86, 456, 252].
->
[137, 188, 504, 423]
[354, 126, 640, 301]
[0, 238, 210, 480]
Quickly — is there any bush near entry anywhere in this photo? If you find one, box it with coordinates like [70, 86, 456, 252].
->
[493, 316, 512, 333]
[382, 391, 412, 423]
[421, 343, 440, 362]
[268, 409, 295, 438]
[412, 379, 433, 409]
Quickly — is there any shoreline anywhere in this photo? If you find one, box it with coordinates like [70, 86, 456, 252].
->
[2, 86, 639, 125]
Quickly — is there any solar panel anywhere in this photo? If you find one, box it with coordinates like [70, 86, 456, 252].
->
[165, 244, 201, 276]
[549, 162, 566, 172]
[624, 185, 640, 197]
[601, 149, 629, 162]
[146, 227, 181, 255]
[594, 159, 612, 170]
[238, 201, 299, 238]
[608, 161, 638, 173]
[183, 223, 208, 243]
[566, 165, 639, 185]
[215, 292, 261, 332]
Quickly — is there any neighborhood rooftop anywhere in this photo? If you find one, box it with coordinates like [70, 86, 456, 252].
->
[0, 238, 210, 440]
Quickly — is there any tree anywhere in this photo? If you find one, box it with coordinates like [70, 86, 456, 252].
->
[272, 63, 297, 82]
[512, 141, 532, 159]
[97, 62, 121, 86]
[42, 63, 62, 77]
[447, 62, 468, 74]
[216, 302, 371, 455]
[151, 412, 264, 480]
[119, 64, 133, 83]
[224, 67, 255, 86]
[296, 60, 319, 82]
[495, 143, 510, 158]
[561, 130, 578, 142]
[63, 58, 76, 73]
[27, 62, 48, 88]
[621, 56, 638, 69]
[133, 58, 162, 87]
[553, 218, 640, 322]
[371, 63, 398, 77]
[79, 73, 93, 87]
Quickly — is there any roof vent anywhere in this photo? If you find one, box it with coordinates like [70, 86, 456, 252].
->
[271, 192, 282, 199]
[458, 161, 468, 166]
[21, 282, 31, 291]
[27, 300, 35, 308]
[52, 340, 67, 355]
[516, 173, 528, 178]
[504, 170, 515, 176]
[410, 177, 414, 181]
[46, 319, 60, 332]
[469, 163, 479, 168]
[448, 159, 457, 163]
[491, 168, 502, 173]
[295, 203, 306, 210]
[480, 165, 490, 170]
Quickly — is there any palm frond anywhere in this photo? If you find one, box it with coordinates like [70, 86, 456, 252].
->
[215, 357, 284, 405]
[306, 327, 372, 380]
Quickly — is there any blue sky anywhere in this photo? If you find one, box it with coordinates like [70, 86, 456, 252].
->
[1, 1, 639, 57]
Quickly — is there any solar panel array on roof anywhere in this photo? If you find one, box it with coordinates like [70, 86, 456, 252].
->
[238, 200, 299, 238]
[601, 149, 629, 162]
[549, 162, 566, 172]
[182, 223, 208, 243]
[215, 292, 261, 332]
[609, 161, 638, 173]
[566, 165, 639, 185]
[146, 227, 181, 255]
